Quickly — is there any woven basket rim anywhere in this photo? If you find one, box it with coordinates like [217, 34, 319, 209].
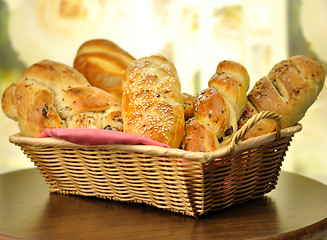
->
[7, 111, 303, 217]
[9, 124, 302, 163]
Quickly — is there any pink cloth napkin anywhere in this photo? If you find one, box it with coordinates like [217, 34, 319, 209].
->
[38, 128, 171, 148]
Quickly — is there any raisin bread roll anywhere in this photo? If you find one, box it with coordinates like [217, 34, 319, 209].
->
[209, 60, 250, 120]
[182, 88, 226, 151]
[238, 55, 325, 139]
[12, 80, 66, 137]
[182, 117, 220, 152]
[182, 60, 250, 152]
[66, 106, 122, 131]
[2, 60, 123, 137]
[73, 39, 135, 98]
[122, 55, 185, 148]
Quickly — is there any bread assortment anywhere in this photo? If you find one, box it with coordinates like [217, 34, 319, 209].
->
[182, 61, 250, 152]
[1, 38, 326, 151]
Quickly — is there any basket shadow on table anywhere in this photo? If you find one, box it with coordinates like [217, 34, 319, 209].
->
[35, 180, 280, 240]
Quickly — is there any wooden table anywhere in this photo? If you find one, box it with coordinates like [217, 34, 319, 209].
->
[0, 169, 326, 240]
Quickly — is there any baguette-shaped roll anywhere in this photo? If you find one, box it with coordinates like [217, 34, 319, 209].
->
[122, 55, 185, 148]
[182, 60, 250, 152]
[238, 55, 325, 139]
[1, 60, 123, 137]
[74, 39, 135, 98]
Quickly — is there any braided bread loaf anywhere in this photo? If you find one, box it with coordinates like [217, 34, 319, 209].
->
[73, 39, 135, 98]
[238, 55, 325, 139]
[1, 60, 123, 137]
[122, 55, 185, 148]
[209, 60, 250, 120]
[182, 88, 226, 152]
[182, 60, 250, 152]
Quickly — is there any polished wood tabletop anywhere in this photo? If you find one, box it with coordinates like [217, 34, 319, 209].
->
[0, 169, 326, 240]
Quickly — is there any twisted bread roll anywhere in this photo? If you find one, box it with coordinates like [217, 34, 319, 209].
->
[209, 60, 250, 119]
[2, 60, 123, 137]
[238, 55, 325, 139]
[182, 114, 220, 152]
[182, 88, 225, 152]
[73, 39, 135, 98]
[122, 55, 185, 148]
[182, 60, 250, 152]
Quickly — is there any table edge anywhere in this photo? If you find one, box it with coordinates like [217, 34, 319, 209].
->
[257, 217, 327, 240]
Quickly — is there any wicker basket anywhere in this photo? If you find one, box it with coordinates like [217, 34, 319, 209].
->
[9, 111, 301, 217]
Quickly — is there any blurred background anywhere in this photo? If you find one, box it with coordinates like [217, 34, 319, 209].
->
[0, 0, 326, 183]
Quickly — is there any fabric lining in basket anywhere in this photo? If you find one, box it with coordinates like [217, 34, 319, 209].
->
[9, 111, 302, 217]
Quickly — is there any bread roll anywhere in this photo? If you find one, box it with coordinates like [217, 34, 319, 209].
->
[14, 79, 66, 137]
[237, 101, 277, 140]
[2, 59, 123, 137]
[182, 88, 227, 152]
[182, 117, 220, 152]
[122, 55, 185, 148]
[73, 39, 135, 98]
[238, 55, 325, 139]
[209, 60, 250, 120]
[182, 60, 250, 152]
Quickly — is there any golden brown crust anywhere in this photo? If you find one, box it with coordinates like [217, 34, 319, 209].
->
[74, 39, 135, 98]
[55, 86, 121, 119]
[76, 39, 134, 66]
[215, 60, 250, 91]
[183, 60, 249, 152]
[14, 80, 66, 137]
[239, 55, 325, 140]
[65, 107, 123, 131]
[2, 59, 123, 137]
[101, 107, 123, 131]
[290, 55, 326, 94]
[66, 112, 103, 129]
[209, 60, 250, 120]
[209, 73, 247, 120]
[21, 59, 90, 94]
[248, 76, 288, 123]
[122, 55, 184, 148]
[181, 118, 220, 152]
[194, 87, 237, 146]
[194, 88, 230, 137]
[248, 55, 325, 129]
[237, 101, 277, 140]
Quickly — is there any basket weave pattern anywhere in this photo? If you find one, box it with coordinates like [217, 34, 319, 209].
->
[9, 112, 301, 217]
